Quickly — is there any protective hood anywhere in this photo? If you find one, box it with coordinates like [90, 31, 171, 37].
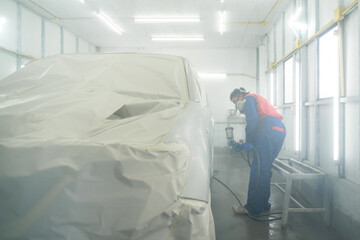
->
[0, 53, 215, 240]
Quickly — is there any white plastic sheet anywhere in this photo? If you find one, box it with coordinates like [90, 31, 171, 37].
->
[0, 53, 215, 239]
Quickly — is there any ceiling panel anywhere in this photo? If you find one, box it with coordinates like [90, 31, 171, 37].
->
[16, 0, 292, 49]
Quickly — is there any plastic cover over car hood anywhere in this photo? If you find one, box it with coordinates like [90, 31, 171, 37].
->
[0, 53, 215, 239]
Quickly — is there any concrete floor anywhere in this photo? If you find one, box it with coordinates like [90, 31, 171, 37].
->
[210, 147, 345, 240]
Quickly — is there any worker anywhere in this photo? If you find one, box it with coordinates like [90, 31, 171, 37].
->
[228, 87, 286, 215]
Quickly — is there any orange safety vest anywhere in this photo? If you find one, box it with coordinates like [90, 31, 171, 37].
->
[246, 93, 283, 120]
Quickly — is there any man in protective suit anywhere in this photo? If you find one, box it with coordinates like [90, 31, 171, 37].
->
[229, 87, 286, 215]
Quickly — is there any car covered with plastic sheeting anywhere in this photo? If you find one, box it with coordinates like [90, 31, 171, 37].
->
[0, 53, 215, 240]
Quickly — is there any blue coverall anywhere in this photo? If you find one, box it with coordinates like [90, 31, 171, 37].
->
[242, 95, 286, 215]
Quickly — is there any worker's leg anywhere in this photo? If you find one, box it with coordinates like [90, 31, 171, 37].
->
[245, 117, 286, 215]
[244, 119, 272, 215]
[263, 118, 286, 207]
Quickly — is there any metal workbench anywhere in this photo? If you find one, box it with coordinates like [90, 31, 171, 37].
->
[272, 157, 329, 228]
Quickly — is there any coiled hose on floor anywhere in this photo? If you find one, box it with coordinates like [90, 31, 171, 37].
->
[212, 146, 282, 221]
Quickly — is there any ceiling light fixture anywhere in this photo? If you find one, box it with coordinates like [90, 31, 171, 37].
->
[151, 37, 204, 41]
[79, 0, 85, 3]
[219, 11, 224, 35]
[134, 18, 200, 23]
[0, 17, 7, 32]
[97, 11, 123, 35]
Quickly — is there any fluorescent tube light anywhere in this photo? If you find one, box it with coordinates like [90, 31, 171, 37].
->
[151, 37, 204, 41]
[134, 18, 200, 23]
[97, 11, 122, 35]
[0, 17, 6, 32]
[198, 73, 227, 79]
[219, 11, 224, 35]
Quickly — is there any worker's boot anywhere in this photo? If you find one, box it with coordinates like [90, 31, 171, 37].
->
[232, 205, 248, 215]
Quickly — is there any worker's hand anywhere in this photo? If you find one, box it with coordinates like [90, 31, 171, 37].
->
[230, 141, 244, 152]
[243, 142, 253, 154]
[228, 139, 236, 146]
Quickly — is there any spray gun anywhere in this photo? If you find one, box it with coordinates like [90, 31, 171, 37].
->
[225, 127, 234, 146]
[225, 127, 245, 144]
[225, 126, 254, 167]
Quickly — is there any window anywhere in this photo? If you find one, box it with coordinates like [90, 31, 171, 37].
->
[284, 57, 294, 103]
[319, 26, 339, 99]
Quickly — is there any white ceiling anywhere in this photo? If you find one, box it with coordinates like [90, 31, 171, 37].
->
[17, 0, 292, 49]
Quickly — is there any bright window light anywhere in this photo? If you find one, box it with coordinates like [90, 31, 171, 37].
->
[0, 17, 6, 32]
[333, 29, 340, 162]
[289, 7, 307, 37]
[333, 79, 339, 161]
[319, 26, 339, 161]
[319, 27, 338, 98]
[284, 57, 294, 103]
[134, 18, 200, 23]
[219, 11, 224, 35]
[269, 71, 274, 105]
[97, 11, 123, 35]
[151, 37, 204, 41]
[295, 59, 300, 152]
[198, 73, 227, 79]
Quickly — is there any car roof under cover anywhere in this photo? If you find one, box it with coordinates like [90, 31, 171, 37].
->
[0, 53, 189, 143]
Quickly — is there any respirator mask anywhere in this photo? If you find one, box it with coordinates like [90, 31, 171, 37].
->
[236, 99, 246, 113]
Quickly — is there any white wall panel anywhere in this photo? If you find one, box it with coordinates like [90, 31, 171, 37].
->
[307, 107, 316, 164]
[344, 9, 359, 97]
[79, 38, 88, 53]
[45, 20, 61, 57]
[63, 29, 76, 54]
[282, 108, 295, 151]
[259, 45, 268, 98]
[307, 42, 316, 102]
[275, 65, 283, 106]
[0, 2, 94, 85]
[319, 0, 338, 29]
[89, 44, 96, 52]
[307, 0, 317, 37]
[284, 57, 294, 103]
[275, 20, 283, 61]
[0, 53, 17, 80]
[284, 3, 295, 54]
[0, 0, 17, 50]
[318, 105, 337, 175]
[269, 29, 275, 63]
[21, 7, 41, 59]
[345, 103, 360, 184]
